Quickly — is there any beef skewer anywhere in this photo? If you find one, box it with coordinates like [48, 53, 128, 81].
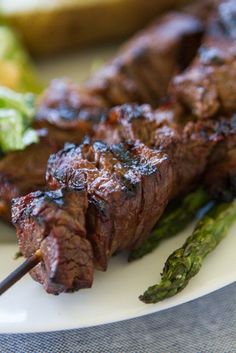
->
[4, 101, 235, 295]
[1, 106, 235, 295]
[0, 0, 234, 292]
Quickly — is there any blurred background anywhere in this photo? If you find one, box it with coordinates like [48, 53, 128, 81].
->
[0, 0, 191, 86]
[1, 0, 189, 57]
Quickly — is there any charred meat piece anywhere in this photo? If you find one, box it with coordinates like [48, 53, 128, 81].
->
[12, 104, 236, 294]
[1, 1, 234, 225]
[46, 139, 172, 272]
[12, 188, 92, 294]
[86, 12, 204, 107]
[35, 79, 107, 144]
[170, 37, 236, 119]
[95, 103, 225, 198]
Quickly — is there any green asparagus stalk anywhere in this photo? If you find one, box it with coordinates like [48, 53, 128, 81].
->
[128, 187, 209, 262]
[140, 199, 236, 304]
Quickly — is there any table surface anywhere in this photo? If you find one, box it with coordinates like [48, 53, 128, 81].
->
[0, 282, 235, 353]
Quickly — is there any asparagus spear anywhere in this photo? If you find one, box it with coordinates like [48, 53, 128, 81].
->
[129, 187, 209, 262]
[140, 199, 236, 303]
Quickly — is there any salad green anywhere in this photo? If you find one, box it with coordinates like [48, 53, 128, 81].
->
[0, 86, 38, 153]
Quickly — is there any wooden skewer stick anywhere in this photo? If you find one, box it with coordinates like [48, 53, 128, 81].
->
[0, 249, 42, 296]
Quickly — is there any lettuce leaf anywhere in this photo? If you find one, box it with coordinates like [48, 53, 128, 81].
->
[0, 87, 38, 153]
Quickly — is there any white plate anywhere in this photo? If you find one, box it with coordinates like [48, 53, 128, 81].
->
[0, 49, 236, 334]
[1, 220, 236, 334]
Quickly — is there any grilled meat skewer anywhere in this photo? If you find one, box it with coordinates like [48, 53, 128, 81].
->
[12, 103, 236, 294]
[2, 0, 236, 295]
[6, 0, 235, 293]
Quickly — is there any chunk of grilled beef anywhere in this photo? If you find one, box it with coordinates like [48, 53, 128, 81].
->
[170, 36, 236, 119]
[12, 188, 93, 293]
[12, 104, 236, 294]
[96, 102, 236, 203]
[86, 12, 204, 107]
[35, 79, 107, 144]
[46, 139, 173, 272]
